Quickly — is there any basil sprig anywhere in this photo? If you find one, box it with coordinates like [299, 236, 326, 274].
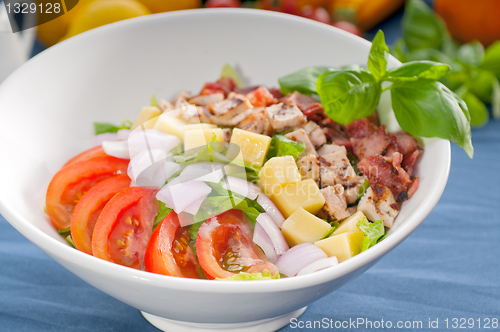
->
[279, 30, 473, 158]
[392, 0, 500, 127]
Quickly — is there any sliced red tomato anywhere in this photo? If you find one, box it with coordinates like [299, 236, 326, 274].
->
[144, 211, 199, 278]
[196, 210, 278, 279]
[46, 156, 129, 229]
[92, 187, 159, 269]
[64, 146, 109, 167]
[200, 77, 237, 97]
[70, 175, 131, 255]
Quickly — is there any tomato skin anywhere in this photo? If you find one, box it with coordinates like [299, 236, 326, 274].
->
[46, 156, 129, 229]
[301, 6, 331, 24]
[331, 21, 363, 37]
[64, 146, 110, 167]
[205, 0, 241, 8]
[70, 175, 130, 255]
[92, 187, 159, 269]
[144, 211, 199, 278]
[196, 210, 278, 280]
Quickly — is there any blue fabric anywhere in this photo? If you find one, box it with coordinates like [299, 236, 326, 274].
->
[2, 8, 500, 332]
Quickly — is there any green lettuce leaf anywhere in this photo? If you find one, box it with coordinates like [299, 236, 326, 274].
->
[216, 270, 281, 281]
[154, 202, 173, 229]
[220, 63, 244, 88]
[94, 120, 132, 135]
[357, 218, 386, 252]
[266, 135, 305, 161]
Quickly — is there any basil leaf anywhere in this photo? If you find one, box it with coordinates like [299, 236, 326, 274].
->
[357, 218, 385, 252]
[481, 41, 500, 79]
[279, 66, 330, 95]
[387, 60, 450, 81]
[465, 69, 496, 103]
[317, 69, 381, 125]
[391, 38, 408, 63]
[93, 120, 132, 135]
[368, 30, 389, 80]
[402, 0, 447, 52]
[220, 63, 244, 88]
[266, 135, 305, 161]
[492, 78, 500, 120]
[457, 41, 484, 67]
[458, 89, 489, 128]
[390, 80, 473, 158]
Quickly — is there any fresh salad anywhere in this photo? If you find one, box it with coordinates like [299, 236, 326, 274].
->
[45, 31, 471, 280]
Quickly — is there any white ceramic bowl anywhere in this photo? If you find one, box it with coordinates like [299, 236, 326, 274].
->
[0, 9, 450, 332]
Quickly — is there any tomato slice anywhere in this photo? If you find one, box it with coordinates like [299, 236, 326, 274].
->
[46, 156, 129, 229]
[196, 210, 278, 279]
[70, 175, 131, 255]
[64, 146, 110, 167]
[92, 187, 159, 269]
[144, 211, 200, 278]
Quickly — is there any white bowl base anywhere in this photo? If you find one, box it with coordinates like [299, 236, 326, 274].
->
[141, 306, 307, 332]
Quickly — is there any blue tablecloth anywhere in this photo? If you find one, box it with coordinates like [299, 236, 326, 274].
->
[2, 6, 500, 332]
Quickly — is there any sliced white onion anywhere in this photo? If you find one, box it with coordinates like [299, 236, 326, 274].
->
[222, 176, 261, 200]
[253, 223, 278, 263]
[172, 162, 225, 185]
[178, 212, 196, 227]
[256, 193, 285, 228]
[127, 129, 180, 158]
[275, 243, 327, 277]
[127, 149, 180, 188]
[102, 140, 130, 159]
[156, 180, 212, 214]
[183, 193, 209, 215]
[127, 149, 170, 180]
[117, 129, 131, 140]
[296, 257, 339, 276]
[256, 213, 288, 256]
[92, 133, 119, 147]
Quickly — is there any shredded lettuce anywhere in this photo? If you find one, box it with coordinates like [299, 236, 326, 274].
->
[357, 179, 370, 201]
[154, 202, 173, 229]
[216, 270, 281, 281]
[151, 94, 158, 107]
[220, 63, 244, 88]
[266, 135, 305, 161]
[66, 235, 76, 248]
[93, 120, 132, 135]
[57, 227, 71, 236]
[357, 218, 386, 252]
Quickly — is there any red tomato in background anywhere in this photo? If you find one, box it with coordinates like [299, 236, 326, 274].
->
[260, 0, 300, 15]
[144, 211, 200, 278]
[196, 210, 278, 279]
[70, 175, 131, 255]
[205, 0, 241, 8]
[301, 6, 330, 24]
[92, 187, 159, 269]
[64, 145, 109, 167]
[331, 21, 363, 37]
[46, 156, 129, 229]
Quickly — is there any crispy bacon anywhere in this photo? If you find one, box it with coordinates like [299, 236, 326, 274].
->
[357, 152, 419, 203]
[281, 91, 317, 111]
[393, 131, 422, 174]
[200, 77, 237, 97]
[268, 88, 284, 99]
[323, 127, 353, 153]
[303, 103, 326, 122]
[351, 125, 398, 161]
[343, 118, 376, 138]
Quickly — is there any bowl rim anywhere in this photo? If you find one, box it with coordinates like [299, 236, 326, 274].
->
[0, 8, 451, 294]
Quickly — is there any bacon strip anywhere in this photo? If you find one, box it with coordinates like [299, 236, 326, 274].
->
[343, 118, 376, 139]
[351, 125, 398, 161]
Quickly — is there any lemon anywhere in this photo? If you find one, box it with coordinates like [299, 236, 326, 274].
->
[62, 0, 150, 41]
[137, 0, 200, 13]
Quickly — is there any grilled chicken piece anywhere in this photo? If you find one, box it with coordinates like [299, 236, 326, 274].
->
[318, 143, 347, 156]
[246, 86, 278, 107]
[237, 109, 274, 136]
[171, 91, 192, 106]
[221, 128, 232, 142]
[285, 129, 317, 158]
[302, 121, 327, 148]
[320, 185, 351, 222]
[178, 103, 213, 124]
[344, 176, 367, 205]
[158, 99, 174, 113]
[207, 93, 254, 126]
[297, 154, 321, 185]
[319, 151, 358, 187]
[189, 93, 225, 106]
[265, 101, 307, 132]
[357, 184, 400, 228]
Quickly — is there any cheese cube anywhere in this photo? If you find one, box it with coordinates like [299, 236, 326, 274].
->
[259, 156, 301, 196]
[154, 113, 188, 139]
[131, 106, 162, 130]
[315, 231, 361, 262]
[332, 211, 366, 246]
[184, 128, 225, 151]
[227, 128, 272, 167]
[183, 123, 217, 131]
[271, 178, 325, 218]
[281, 207, 331, 246]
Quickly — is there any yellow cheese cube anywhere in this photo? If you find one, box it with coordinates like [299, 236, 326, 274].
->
[184, 123, 217, 131]
[154, 114, 188, 139]
[271, 178, 325, 218]
[315, 231, 361, 262]
[131, 106, 162, 130]
[184, 128, 225, 151]
[281, 207, 331, 246]
[227, 128, 272, 167]
[259, 156, 301, 196]
[331, 211, 366, 246]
